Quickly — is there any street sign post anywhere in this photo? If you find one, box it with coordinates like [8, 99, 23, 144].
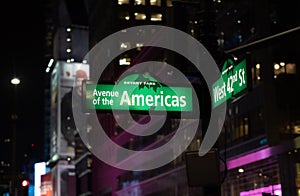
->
[85, 74, 193, 112]
[212, 58, 247, 108]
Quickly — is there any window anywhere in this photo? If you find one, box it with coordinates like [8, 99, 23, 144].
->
[274, 62, 296, 78]
[166, 0, 172, 7]
[150, 0, 161, 6]
[134, 0, 145, 5]
[118, 0, 129, 5]
[119, 12, 130, 20]
[252, 63, 261, 85]
[150, 13, 162, 21]
[134, 13, 146, 20]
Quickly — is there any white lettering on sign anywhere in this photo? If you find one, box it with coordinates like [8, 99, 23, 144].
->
[120, 91, 187, 108]
[93, 89, 119, 97]
[213, 82, 226, 103]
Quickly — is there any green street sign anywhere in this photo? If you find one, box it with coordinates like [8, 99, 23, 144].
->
[212, 58, 247, 108]
[85, 74, 193, 112]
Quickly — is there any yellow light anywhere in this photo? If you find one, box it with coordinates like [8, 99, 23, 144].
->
[274, 63, 280, 70]
[256, 63, 260, 69]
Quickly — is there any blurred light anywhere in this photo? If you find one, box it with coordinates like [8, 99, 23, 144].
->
[66, 48, 72, 53]
[256, 63, 260, 69]
[233, 56, 238, 61]
[66, 37, 71, 42]
[120, 43, 128, 49]
[274, 63, 280, 70]
[119, 58, 130, 65]
[67, 59, 71, 63]
[70, 58, 74, 62]
[11, 78, 20, 85]
[237, 20, 241, 24]
[227, 147, 271, 170]
[46, 59, 54, 73]
[125, 16, 130, 20]
[82, 59, 87, 64]
[34, 162, 46, 196]
[238, 168, 244, 173]
[136, 43, 143, 48]
[47, 59, 54, 67]
[240, 184, 281, 196]
[280, 62, 285, 66]
[66, 27, 71, 32]
[22, 180, 30, 187]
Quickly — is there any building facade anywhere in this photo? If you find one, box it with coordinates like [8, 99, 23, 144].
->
[44, 0, 300, 195]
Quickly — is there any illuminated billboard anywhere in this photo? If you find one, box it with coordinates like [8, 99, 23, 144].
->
[50, 61, 90, 159]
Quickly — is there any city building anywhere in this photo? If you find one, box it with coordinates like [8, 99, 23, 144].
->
[43, 0, 300, 195]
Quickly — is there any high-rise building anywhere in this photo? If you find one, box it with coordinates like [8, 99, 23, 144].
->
[43, 0, 300, 195]
[43, 0, 90, 195]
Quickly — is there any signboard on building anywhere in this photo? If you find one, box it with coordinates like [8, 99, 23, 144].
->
[212, 58, 247, 108]
[50, 61, 90, 159]
[84, 74, 193, 112]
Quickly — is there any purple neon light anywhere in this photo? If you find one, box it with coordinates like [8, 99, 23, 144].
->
[227, 147, 272, 170]
[240, 184, 281, 196]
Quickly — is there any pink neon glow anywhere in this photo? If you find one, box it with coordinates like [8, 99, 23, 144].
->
[240, 184, 282, 196]
[227, 147, 272, 170]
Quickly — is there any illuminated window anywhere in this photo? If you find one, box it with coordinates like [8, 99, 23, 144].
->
[252, 63, 261, 85]
[274, 62, 296, 78]
[166, 0, 172, 7]
[150, 0, 161, 6]
[135, 13, 146, 20]
[119, 12, 130, 20]
[118, 0, 129, 5]
[134, 0, 145, 5]
[150, 13, 162, 21]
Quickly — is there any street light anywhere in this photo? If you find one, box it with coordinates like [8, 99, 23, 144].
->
[11, 77, 21, 85]
[10, 76, 20, 195]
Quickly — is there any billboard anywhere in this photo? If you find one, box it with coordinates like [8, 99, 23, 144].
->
[50, 61, 90, 159]
[40, 173, 52, 196]
[50, 163, 76, 196]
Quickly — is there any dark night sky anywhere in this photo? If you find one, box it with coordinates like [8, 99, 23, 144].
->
[0, 1, 46, 170]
